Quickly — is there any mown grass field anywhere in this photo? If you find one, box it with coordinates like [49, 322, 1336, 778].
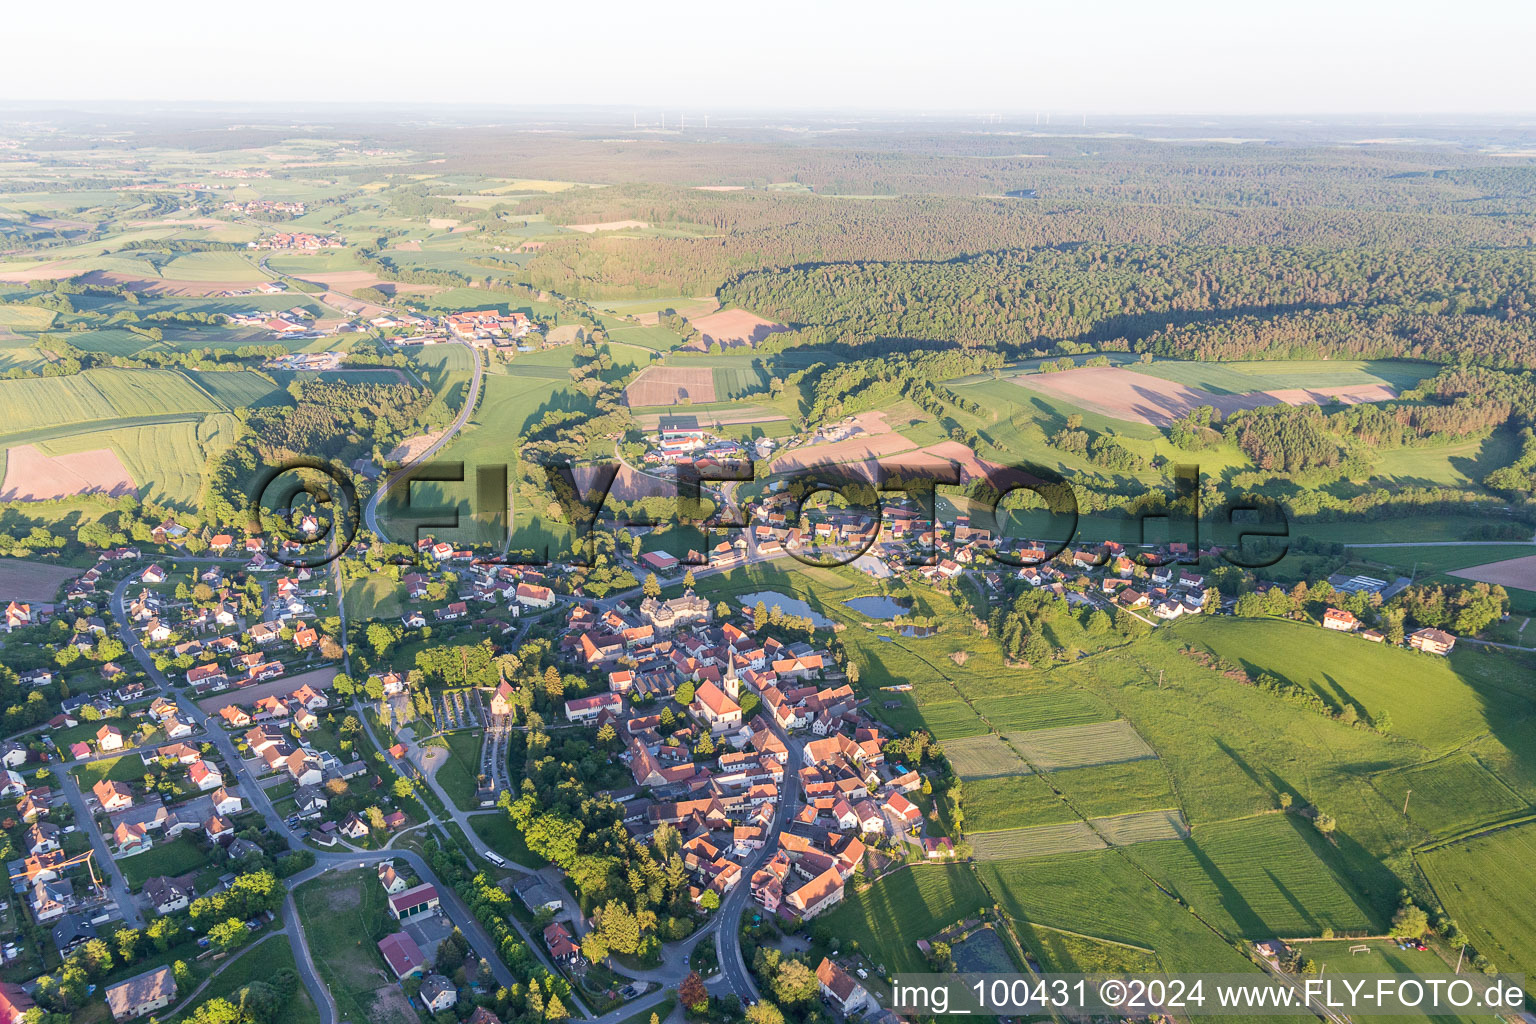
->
[971, 810, 1185, 860]
[1371, 753, 1527, 837]
[969, 820, 1106, 860]
[121, 835, 211, 888]
[434, 729, 484, 810]
[963, 773, 1074, 832]
[1297, 939, 1493, 1024]
[74, 754, 147, 785]
[468, 812, 547, 868]
[1095, 809, 1189, 844]
[1127, 815, 1377, 938]
[945, 734, 1029, 779]
[1418, 820, 1536, 983]
[979, 851, 1265, 978]
[344, 574, 406, 620]
[821, 864, 992, 973]
[1049, 758, 1181, 820]
[1006, 720, 1157, 770]
[1171, 616, 1531, 752]
[969, 688, 1114, 731]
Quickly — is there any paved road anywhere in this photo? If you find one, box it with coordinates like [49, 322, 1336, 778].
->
[55, 768, 144, 928]
[351, 698, 593, 1012]
[715, 718, 803, 1005]
[106, 572, 542, 1024]
[364, 337, 484, 542]
[1344, 540, 1536, 548]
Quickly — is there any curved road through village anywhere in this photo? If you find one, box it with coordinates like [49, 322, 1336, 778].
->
[364, 338, 483, 542]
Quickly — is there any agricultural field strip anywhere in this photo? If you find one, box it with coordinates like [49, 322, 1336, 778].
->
[1005, 720, 1158, 771]
[969, 809, 1189, 860]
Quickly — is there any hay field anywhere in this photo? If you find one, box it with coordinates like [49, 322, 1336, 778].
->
[945, 734, 1030, 779]
[970, 820, 1107, 860]
[1128, 815, 1378, 938]
[1093, 808, 1189, 845]
[0, 304, 56, 330]
[160, 251, 266, 282]
[1006, 720, 1157, 770]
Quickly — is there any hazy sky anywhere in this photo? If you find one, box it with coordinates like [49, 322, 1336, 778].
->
[7, 0, 1534, 115]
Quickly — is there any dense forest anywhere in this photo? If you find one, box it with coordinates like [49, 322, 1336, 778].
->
[718, 245, 1536, 365]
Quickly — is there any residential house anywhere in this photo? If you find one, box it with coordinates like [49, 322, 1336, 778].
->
[419, 974, 457, 1013]
[816, 958, 870, 1015]
[785, 865, 844, 919]
[377, 861, 408, 894]
[105, 966, 177, 1021]
[0, 983, 37, 1024]
[93, 779, 134, 812]
[113, 822, 153, 856]
[188, 760, 224, 791]
[211, 787, 243, 815]
[25, 821, 61, 856]
[29, 879, 72, 922]
[1322, 607, 1359, 632]
[144, 876, 190, 915]
[543, 922, 581, 965]
[1409, 627, 1456, 655]
[96, 725, 124, 752]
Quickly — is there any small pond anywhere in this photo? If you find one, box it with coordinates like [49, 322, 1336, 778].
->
[842, 595, 913, 620]
[734, 591, 835, 628]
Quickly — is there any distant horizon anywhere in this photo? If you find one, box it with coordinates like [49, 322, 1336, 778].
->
[4, 102, 1536, 122]
[8, 0, 1536, 116]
